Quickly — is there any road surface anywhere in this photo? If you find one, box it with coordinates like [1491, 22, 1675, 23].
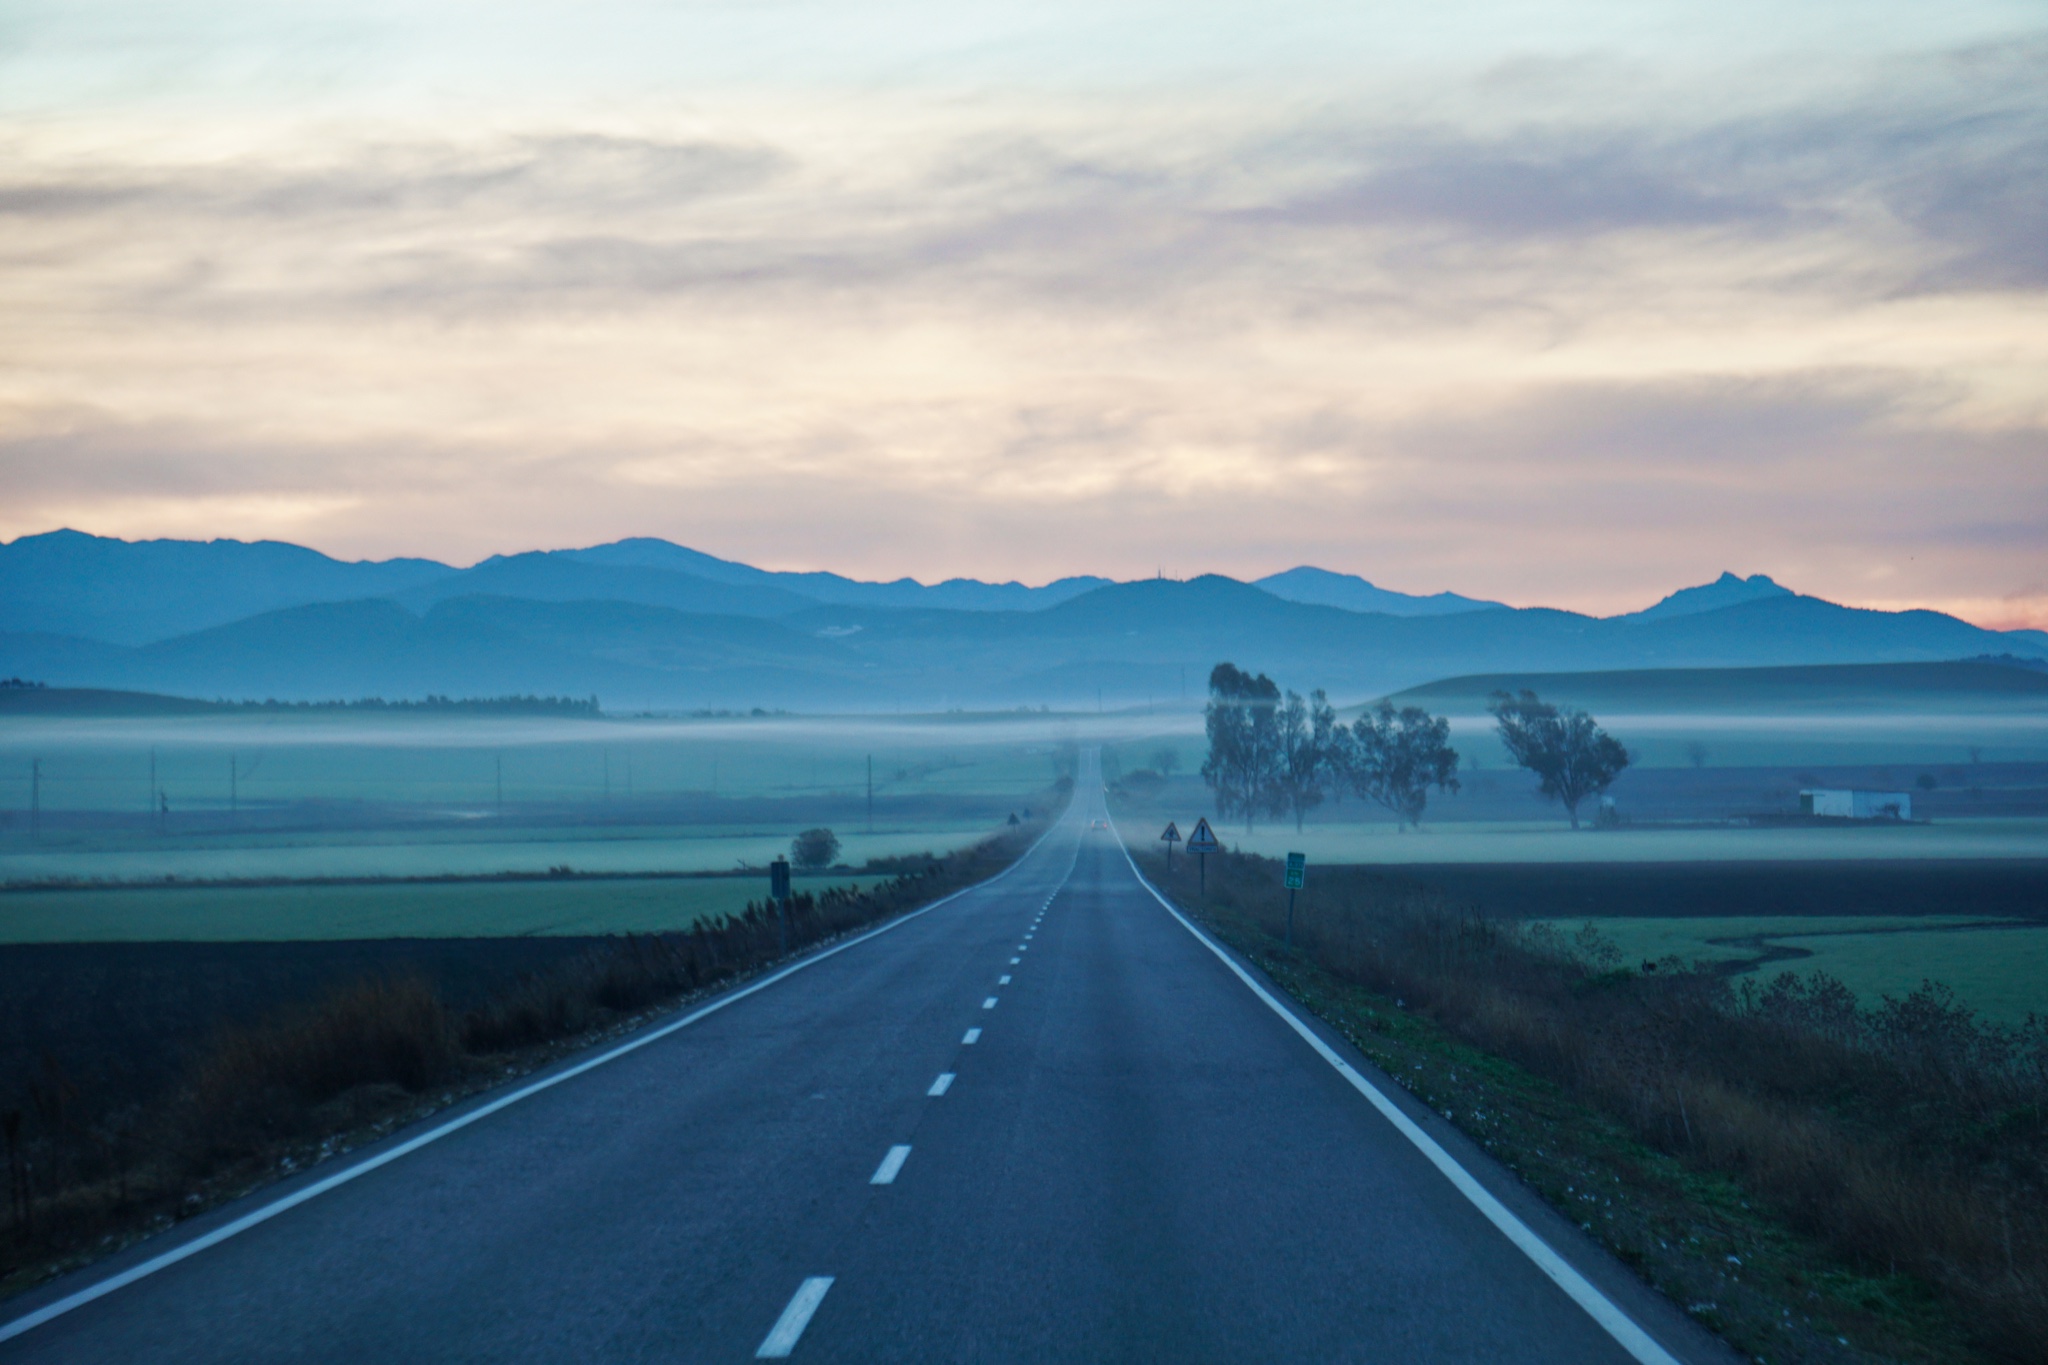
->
[1, 752, 1728, 1362]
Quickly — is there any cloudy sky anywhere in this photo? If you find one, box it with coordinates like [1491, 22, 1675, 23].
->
[1, 0, 2043, 622]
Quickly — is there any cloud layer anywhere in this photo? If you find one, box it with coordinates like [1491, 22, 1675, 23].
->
[0, 5, 2043, 622]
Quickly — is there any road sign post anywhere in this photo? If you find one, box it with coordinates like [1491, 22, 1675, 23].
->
[1160, 821, 1181, 870]
[1284, 852, 1306, 946]
[1186, 817, 1220, 896]
[770, 857, 791, 954]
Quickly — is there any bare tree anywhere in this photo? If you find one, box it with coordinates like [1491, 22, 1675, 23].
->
[1489, 690, 1630, 829]
[1342, 702, 1460, 828]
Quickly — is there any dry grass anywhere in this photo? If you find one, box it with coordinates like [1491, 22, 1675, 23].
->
[1155, 849, 2048, 1362]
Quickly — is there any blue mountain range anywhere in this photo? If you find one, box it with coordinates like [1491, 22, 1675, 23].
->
[2, 530, 2041, 708]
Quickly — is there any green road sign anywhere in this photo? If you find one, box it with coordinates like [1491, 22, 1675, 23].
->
[1284, 852, 1306, 890]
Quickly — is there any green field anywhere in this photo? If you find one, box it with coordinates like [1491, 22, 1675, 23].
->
[0, 873, 890, 943]
[1390, 660, 2048, 713]
[0, 709, 1086, 812]
[0, 707, 1080, 883]
[1112, 813, 2048, 865]
[0, 823, 989, 885]
[1541, 914, 2048, 1023]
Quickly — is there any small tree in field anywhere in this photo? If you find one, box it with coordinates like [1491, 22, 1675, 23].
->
[1343, 702, 1460, 827]
[1489, 690, 1629, 829]
[791, 827, 841, 870]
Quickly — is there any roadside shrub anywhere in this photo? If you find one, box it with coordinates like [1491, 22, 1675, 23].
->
[177, 975, 460, 1162]
[790, 828, 840, 870]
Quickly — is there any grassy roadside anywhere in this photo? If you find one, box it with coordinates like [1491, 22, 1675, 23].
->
[1130, 846, 2029, 1365]
[1, 796, 1065, 1307]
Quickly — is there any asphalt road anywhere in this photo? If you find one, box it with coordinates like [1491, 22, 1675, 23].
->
[1, 753, 1729, 1362]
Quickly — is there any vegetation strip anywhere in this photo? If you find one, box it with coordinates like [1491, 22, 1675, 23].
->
[0, 803, 1062, 1319]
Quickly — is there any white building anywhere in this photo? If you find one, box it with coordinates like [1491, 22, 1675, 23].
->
[1800, 789, 1911, 820]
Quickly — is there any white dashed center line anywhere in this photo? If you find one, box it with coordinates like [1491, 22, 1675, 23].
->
[928, 1073, 955, 1096]
[756, 1277, 834, 1358]
[871, 1145, 912, 1185]
[982, 996, 998, 1009]
[962, 1028, 981, 1044]
[999, 975, 1011, 985]
[1009, 957, 1020, 965]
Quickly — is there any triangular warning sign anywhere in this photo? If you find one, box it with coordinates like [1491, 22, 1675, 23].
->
[1160, 821, 1181, 843]
[1185, 817, 1220, 853]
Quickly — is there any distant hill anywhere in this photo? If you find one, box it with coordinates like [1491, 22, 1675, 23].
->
[563, 538, 1112, 612]
[5, 532, 2045, 709]
[1614, 571, 1795, 622]
[0, 529, 449, 645]
[1388, 659, 2048, 713]
[393, 552, 817, 619]
[1253, 566, 1504, 616]
[4, 577, 2044, 711]
[0, 685, 222, 716]
[0, 530, 1113, 644]
[0, 686, 599, 717]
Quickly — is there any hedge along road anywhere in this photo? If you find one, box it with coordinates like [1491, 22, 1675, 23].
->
[0, 751, 1731, 1363]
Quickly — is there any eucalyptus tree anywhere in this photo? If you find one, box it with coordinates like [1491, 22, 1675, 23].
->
[1344, 702, 1461, 828]
[1488, 689, 1630, 828]
[1276, 688, 1340, 832]
[1201, 662, 1285, 831]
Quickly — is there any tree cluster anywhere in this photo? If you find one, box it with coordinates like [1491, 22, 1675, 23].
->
[1200, 663, 1460, 830]
[1198, 664, 1632, 830]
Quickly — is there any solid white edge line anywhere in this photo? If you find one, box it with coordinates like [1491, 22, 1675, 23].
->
[928, 1073, 956, 1096]
[1108, 825, 1683, 1365]
[0, 815, 1073, 1346]
[871, 1144, 912, 1184]
[755, 1275, 835, 1358]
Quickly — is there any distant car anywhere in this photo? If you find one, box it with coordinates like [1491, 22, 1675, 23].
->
[1091, 819, 1108, 830]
